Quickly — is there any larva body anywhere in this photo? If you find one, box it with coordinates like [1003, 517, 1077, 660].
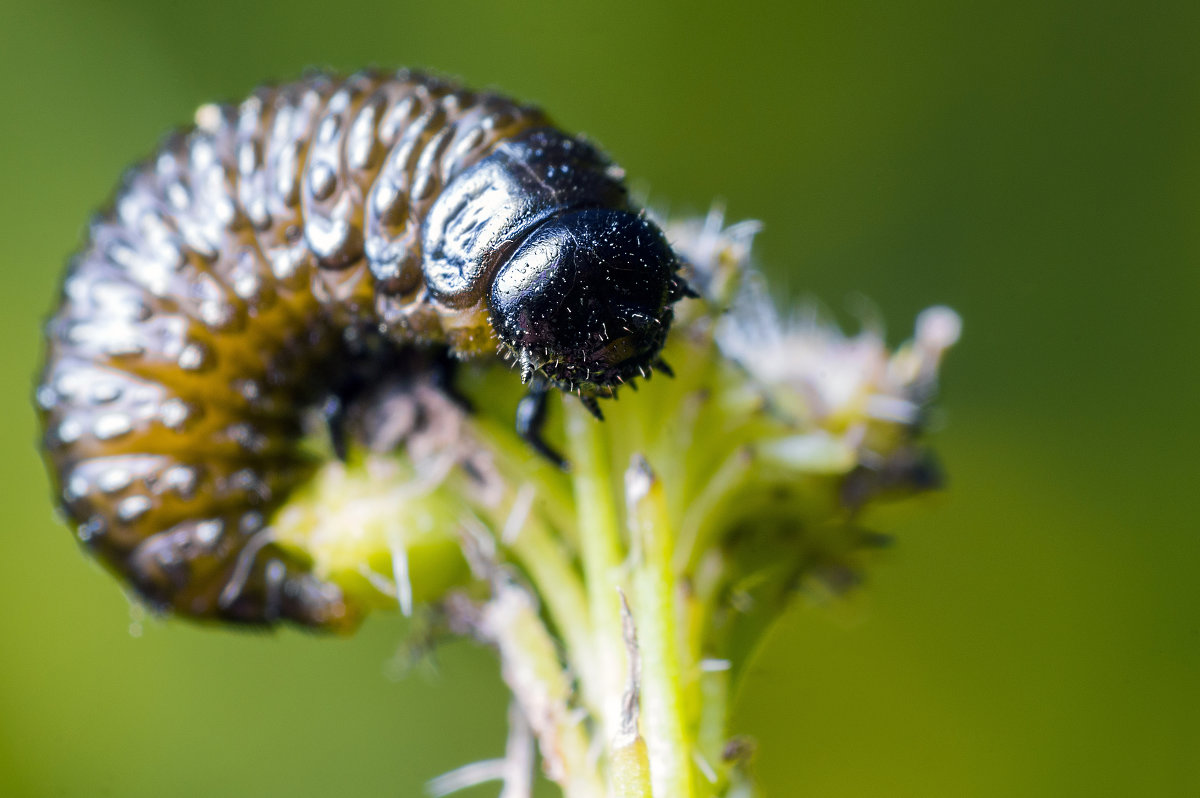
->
[36, 70, 685, 630]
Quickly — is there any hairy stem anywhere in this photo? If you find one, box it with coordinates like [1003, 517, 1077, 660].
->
[482, 585, 606, 798]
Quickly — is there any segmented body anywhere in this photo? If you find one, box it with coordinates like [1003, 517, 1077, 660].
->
[35, 69, 633, 630]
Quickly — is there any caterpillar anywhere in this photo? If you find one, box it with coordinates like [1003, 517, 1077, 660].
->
[35, 69, 689, 630]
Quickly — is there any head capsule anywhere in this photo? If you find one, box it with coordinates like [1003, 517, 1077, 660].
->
[489, 208, 686, 393]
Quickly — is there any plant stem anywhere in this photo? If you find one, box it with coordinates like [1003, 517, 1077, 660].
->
[505, 515, 601, 715]
[482, 584, 606, 798]
[568, 403, 629, 745]
[627, 455, 695, 798]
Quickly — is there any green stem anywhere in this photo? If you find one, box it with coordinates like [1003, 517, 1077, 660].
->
[695, 666, 731, 791]
[471, 414, 579, 539]
[568, 403, 629, 744]
[505, 515, 601, 714]
[627, 455, 695, 798]
[675, 446, 754, 572]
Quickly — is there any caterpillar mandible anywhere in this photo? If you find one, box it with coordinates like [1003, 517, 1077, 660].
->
[35, 69, 689, 630]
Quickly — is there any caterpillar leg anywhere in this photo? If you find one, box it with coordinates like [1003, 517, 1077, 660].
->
[431, 351, 475, 415]
[516, 380, 567, 471]
[323, 344, 472, 459]
[578, 393, 604, 421]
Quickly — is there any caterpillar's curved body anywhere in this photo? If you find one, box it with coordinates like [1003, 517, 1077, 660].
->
[36, 70, 685, 630]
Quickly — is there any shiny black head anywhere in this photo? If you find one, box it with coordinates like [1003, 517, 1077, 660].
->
[490, 208, 685, 393]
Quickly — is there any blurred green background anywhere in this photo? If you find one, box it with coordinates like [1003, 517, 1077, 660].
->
[2, 0, 1196, 795]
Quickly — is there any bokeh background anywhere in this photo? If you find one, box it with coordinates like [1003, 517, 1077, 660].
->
[1, 1, 1196, 795]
